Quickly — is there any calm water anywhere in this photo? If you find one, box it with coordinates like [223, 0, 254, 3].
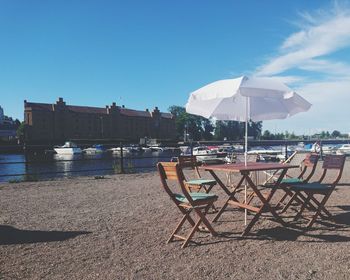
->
[0, 150, 180, 182]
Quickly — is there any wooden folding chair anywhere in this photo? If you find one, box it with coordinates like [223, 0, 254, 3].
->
[177, 155, 217, 193]
[157, 162, 218, 248]
[273, 153, 319, 210]
[284, 154, 346, 229]
[263, 151, 307, 185]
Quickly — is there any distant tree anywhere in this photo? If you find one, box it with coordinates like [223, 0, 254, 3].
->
[331, 130, 341, 138]
[261, 130, 272, 140]
[16, 122, 25, 139]
[214, 121, 227, 140]
[319, 131, 330, 139]
[14, 119, 21, 128]
[202, 119, 214, 140]
[168, 105, 214, 141]
[214, 120, 261, 141]
[249, 121, 262, 139]
[168, 105, 262, 141]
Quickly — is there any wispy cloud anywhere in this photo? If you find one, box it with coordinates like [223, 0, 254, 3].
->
[257, 1, 350, 134]
[256, 4, 350, 78]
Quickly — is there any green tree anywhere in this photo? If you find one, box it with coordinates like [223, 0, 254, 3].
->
[331, 130, 341, 138]
[168, 105, 214, 141]
[16, 122, 25, 139]
[214, 121, 227, 140]
[261, 130, 272, 140]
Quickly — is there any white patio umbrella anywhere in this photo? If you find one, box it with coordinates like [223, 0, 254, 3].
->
[185, 75, 311, 224]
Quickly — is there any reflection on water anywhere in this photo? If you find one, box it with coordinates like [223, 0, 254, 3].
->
[0, 150, 180, 182]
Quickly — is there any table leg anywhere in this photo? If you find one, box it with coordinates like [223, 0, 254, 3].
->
[241, 169, 288, 236]
[208, 170, 232, 196]
[209, 170, 244, 222]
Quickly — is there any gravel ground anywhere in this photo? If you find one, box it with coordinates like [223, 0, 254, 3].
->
[1, 161, 350, 280]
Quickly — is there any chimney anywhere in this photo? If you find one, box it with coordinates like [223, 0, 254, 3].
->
[56, 97, 66, 105]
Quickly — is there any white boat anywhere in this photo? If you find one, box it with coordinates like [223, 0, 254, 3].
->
[247, 146, 280, 161]
[141, 147, 152, 153]
[321, 145, 338, 155]
[54, 141, 82, 155]
[109, 147, 133, 154]
[192, 146, 223, 163]
[109, 146, 142, 154]
[149, 146, 164, 152]
[83, 144, 106, 155]
[308, 142, 338, 155]
[336, 144, 350, 155]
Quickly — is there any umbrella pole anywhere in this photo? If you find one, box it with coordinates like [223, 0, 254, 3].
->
[244, 97, 248, 225]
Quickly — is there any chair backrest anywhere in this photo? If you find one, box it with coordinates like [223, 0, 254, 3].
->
[232, 153, 258, 163]
[177, 155, 201, 179]
[157, 162, 194, 205]
[318, 154, 346, 184]
[286, 151, 306, 164]
[263, 151, 317, 185]
[298, 153, 319, 182]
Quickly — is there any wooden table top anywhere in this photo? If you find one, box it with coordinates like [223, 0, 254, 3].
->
[199, 162, 299, 172]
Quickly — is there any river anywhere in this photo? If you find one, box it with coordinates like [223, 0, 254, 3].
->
[0, 150, 180, 183]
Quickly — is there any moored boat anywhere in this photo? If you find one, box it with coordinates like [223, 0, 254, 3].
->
[336, 144, 350, 155]
[83, 144, 106, 155]
[54, 142, 82, 155]
[192, 146, 225, 163]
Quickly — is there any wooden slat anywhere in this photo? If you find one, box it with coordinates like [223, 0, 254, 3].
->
[228, 200, 260, 213]
[173, 234, 187, 241]
[322, 155, 346, 169]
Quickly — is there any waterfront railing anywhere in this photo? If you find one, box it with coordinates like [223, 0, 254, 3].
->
[0, 140, 348, 182]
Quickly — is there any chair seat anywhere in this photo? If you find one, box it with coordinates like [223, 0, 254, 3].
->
[289, 182, 332, 191]
[186, 179, 217, 186]
[175, 192, 218, 203]
[281, 177, 304, 184]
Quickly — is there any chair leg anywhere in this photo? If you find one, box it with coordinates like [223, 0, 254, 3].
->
[181, 216, 202, 248]
[306, 193, 331, 229]
[281, 192, 300, 213]
[195, 204, 217, 236]
[167, 210, 192, 243]
[309, 196, 332, 218]
[276, 192, 289, 208]
[293, 194, 312, 221]
[182, 205, 215, 248]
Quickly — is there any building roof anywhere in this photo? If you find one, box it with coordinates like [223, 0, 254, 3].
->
[25, 102, 52, 111]
[25, 101, 173, 119]
[67, 105, 107, 115]
[120, 108, 152, 118]
[161, 113, 173, 119]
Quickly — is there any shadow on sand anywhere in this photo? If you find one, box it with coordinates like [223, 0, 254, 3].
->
[0, 225, 91, 245]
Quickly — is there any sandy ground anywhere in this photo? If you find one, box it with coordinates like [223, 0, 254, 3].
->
[1, 161, 350, 280]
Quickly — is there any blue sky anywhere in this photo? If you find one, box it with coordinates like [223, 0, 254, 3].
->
[1, 0, 349, 134]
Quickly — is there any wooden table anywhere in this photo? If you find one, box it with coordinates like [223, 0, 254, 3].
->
[199, 162, 298, 236]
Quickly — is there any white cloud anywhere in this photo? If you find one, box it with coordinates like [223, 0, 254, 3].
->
[256, 2, 350, 134]
[256, 7, 350, 77]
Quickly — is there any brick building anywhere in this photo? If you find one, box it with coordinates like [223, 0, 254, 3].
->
[24, 98, 176, 142]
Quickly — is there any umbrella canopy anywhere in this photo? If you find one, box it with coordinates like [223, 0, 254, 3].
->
[186, 76, 311, 122]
